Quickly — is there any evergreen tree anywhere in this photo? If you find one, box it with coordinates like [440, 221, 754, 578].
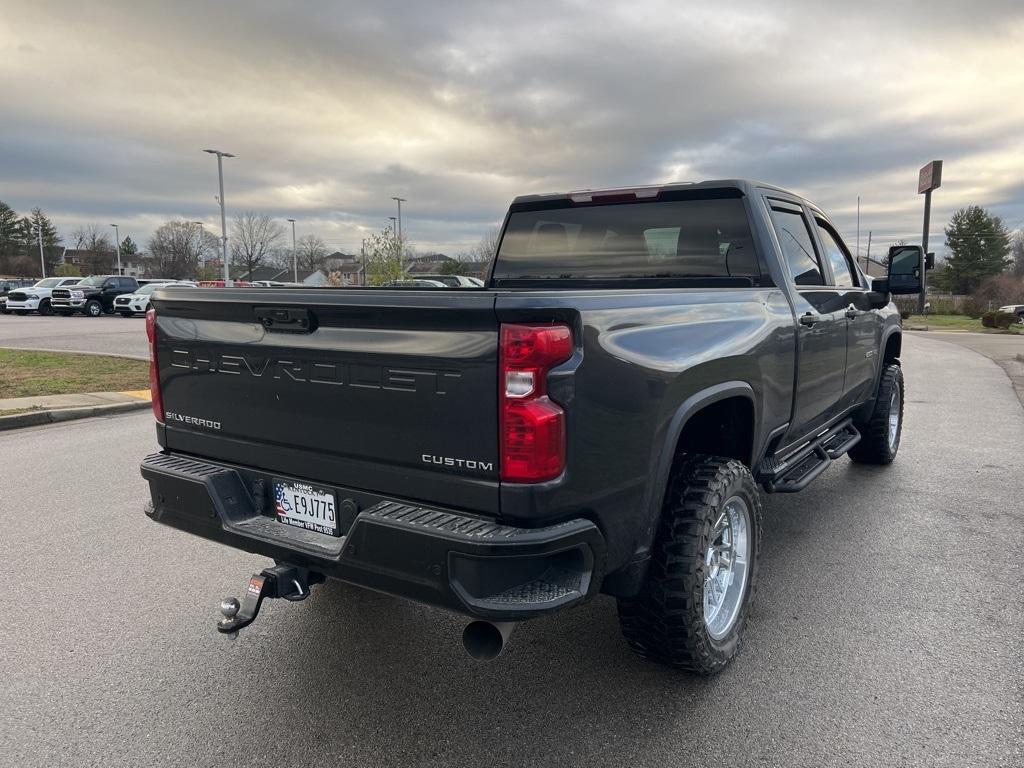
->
[0, 201, 20, 271]
[120, 235, 139, 260]
[942, 206, 1011, 294]
[14, 208, 62, 276]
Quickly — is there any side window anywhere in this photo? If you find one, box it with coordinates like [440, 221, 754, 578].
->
[768, 205, 824, 286]
[119, 278, 136, 291]
[815, 220, 858, 288]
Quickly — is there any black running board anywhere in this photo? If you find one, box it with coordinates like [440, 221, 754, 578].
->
[757, 419, 861, 493]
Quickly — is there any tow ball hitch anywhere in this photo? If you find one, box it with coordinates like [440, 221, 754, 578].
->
[217, 564, 324, 635]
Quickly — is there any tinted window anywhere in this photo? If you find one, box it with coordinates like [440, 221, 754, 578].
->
[493, 197, 760, 282]
[769, 206, 824, 286]
[815, 221, 857, 288]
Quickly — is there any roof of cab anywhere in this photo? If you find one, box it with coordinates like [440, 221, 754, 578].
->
[510, 179, 802, 206]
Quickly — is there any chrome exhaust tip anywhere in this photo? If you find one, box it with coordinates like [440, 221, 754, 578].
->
[462, 620, 517, 661]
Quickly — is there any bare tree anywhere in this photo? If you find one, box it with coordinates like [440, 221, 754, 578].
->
[1011, 229, 1024, 277]
[72, 223, 116, 274]
[295, 234, 329, 272]
[148, 220, 205, 279]
[468, 226, 501, 262]
[230, 212, 284, 278]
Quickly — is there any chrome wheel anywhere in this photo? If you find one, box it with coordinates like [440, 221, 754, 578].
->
[887, 383, 901, 451]
[703, 495, 751, 640]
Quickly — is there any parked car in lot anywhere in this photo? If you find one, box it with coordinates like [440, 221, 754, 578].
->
[50, 275, 139, 316]
[381, 278, 449, 288]
[411, 274, 485, 288]
[141, 179, 922, 673]
[4, 277, 84, 315]
[114, 281, 197, 317]
[1, 278, 37, 314]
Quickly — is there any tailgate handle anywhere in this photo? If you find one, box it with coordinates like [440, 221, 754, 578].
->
[255, 306, 316, 334]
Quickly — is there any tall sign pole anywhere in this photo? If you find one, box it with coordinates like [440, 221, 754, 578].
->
[917, 160, 942, 314]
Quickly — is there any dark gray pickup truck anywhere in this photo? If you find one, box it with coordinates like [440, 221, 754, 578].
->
[141, 179, 923, 674]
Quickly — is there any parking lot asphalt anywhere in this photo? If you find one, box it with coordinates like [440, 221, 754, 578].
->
[1, 333, 1021, 768]
[0, 313, 148, 359]
[908, 330, 1024, 407]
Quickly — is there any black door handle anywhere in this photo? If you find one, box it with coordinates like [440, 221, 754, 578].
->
[799, 313, 818, 327]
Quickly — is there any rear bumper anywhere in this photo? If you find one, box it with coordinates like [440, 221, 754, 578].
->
[140, 451, 605, 620]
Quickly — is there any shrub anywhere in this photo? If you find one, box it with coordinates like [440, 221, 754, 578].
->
[993, 312, 1016, 330]
[899, 309, 912, 320]
[961, 296, 984, 318]
[981, 311, 996, 328]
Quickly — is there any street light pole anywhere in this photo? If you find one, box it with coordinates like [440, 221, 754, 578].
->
[110, 224, 121, 275]
[287, 218, 297, 283]
[37, 223, 46, 278]
[391, 197, 406, 275]
[203, 149, 235, 284]
[388, 216, 397, 234]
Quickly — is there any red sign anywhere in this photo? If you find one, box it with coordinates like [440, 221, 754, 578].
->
[918, 160, 943, 194]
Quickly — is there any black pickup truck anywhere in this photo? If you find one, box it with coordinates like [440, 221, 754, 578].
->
[141, 179, 922, 674]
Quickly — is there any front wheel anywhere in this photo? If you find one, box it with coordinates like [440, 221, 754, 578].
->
[849, 364, 904, 465]
[618, 455, 762, 675]
[84, 299, 103, 317]
[38, 299, 53, 316]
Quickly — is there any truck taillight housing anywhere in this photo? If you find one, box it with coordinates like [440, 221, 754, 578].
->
[499, 323, 573, 482]
[145, 308, 164, 423]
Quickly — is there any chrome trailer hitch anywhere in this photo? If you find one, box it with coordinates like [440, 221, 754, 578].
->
[217, 564, 324, 635]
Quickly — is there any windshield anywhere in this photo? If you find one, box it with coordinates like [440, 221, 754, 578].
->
[493, 194, 761, 283]
[34, 278, 62, 288]
[75, 275, 106, 287]
[136, 283, 165, 295]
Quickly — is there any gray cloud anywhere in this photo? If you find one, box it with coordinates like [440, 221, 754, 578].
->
[1, 0, 1022, 257]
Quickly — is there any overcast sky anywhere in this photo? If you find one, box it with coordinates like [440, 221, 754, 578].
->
[1, 0, 1022, 259]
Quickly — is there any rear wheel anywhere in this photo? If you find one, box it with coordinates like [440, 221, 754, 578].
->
[38, 299, 53, 316]
[617, 455, 761, 675]
[84, 299, 103, 317]
[849, 364, 904, 465]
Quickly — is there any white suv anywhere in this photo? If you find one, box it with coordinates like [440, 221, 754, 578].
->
[5, 277, 83, 316]
[114, 281, 197, 317]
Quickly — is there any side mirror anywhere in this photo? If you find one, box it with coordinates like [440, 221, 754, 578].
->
[887, 245, 923, 295]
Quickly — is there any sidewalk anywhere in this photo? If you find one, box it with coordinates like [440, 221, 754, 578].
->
[0, 390, 151, 430]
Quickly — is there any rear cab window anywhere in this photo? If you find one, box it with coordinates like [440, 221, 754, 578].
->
[492, 190, 766, 287]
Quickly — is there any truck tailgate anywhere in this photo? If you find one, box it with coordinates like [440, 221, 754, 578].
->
[151, 288, 500, 513]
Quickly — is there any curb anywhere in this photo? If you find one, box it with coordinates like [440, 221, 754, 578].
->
[0, 400, 150, 432]
[0, 345, 148, 361]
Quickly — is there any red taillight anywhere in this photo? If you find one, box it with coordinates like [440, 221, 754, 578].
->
[146, 308, 164, 423]
[500, 323, 572, 482]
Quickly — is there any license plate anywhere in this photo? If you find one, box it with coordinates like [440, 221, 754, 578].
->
[273, 479, 339, 536]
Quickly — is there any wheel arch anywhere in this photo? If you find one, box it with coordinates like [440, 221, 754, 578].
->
[605, 382, 759, 597]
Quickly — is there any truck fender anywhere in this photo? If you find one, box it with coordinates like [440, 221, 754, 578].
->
[606, 381, 757, 597]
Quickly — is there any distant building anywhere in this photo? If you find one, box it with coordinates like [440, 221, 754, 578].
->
[232, 265, 329, 285]
[324, 252, 365, 285]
